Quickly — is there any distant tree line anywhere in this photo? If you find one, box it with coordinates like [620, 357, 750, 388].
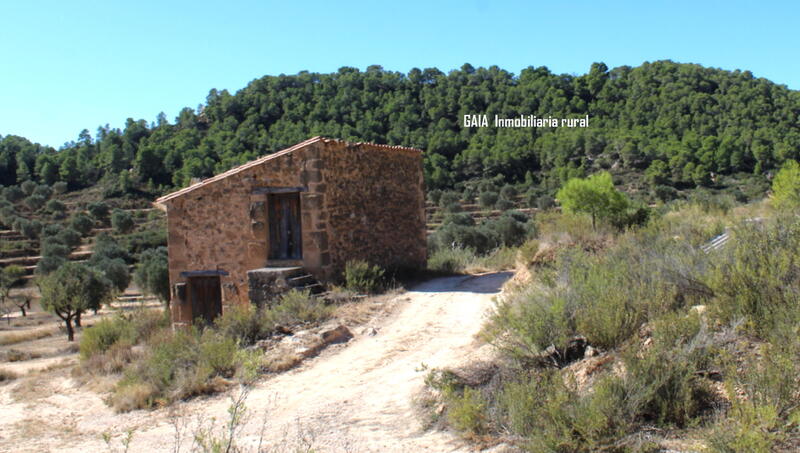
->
[1, 60, 799, 195]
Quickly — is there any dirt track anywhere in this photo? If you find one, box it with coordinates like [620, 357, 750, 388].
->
[0, 272, 512, 453]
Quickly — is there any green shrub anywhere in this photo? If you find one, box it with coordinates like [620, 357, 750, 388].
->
[87, 201, 110, 224]
[427, 189, 443, 205]
[111, 209, 134, 234]
[20, 180, 37, 195]
[2, 265, 26, 286]
[20, 219, 41, 239]
[35, 255, 66, 275]
[433, 222, 498, 255]
[270, 289, 333, 326]
[41, 240, 70, 258]
[500, 184, 517, 200]
[708, 217, 800, 337]
[45, 198, 66, 215]
[442, 212, 475, 227]
[446, 386, 488, 435]
[113, 327, 239, 410]
[70, 212, 95, 236]
[214, 304, 273, 346]
[344, 260, 385, 294]
[33, 184, 52, 199]
[24, 194, 46, 211]
[494, 198, 515, 211]
[56, 227, 81, 249]
[478, 191, 499, 209]
[4, 186, 24, 203]
[482, 213, 530, 248]
[52, 181, 68, 194]
[427, 246, 476, 274]
[80, 316, 136, 359]
[92, 257, 130, 292]
[134, 247, 169, 303]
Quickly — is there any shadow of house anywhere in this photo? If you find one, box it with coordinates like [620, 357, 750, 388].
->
[155, 137, 427, 326]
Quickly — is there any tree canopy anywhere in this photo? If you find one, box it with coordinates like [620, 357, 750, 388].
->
[1, 60, 799, 197]
[557, 172, 629, 229]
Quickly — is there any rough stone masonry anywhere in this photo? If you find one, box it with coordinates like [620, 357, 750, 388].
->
[156, 136, 426, 325]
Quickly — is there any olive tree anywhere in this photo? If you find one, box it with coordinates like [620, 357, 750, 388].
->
[38, 262, 113, 341]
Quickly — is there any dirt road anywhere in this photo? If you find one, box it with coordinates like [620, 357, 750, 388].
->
[1, 272, 511, 453]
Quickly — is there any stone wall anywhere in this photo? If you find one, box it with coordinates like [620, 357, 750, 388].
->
[158, 137, 425, 324]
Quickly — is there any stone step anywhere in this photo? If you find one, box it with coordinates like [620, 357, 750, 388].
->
[298, 282, 325, 294]
[287, 274, 315, 287]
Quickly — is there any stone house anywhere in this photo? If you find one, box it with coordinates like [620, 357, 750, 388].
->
[155, 137, 426, 326]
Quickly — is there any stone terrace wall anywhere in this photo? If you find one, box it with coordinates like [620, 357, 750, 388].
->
[319, 140, 426, 274]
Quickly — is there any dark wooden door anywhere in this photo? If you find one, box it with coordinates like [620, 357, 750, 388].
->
[188, 276, 222, 324]
[268, 192, 302, 260]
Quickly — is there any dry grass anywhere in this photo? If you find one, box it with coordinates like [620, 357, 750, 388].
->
[0, 327, 56, 346]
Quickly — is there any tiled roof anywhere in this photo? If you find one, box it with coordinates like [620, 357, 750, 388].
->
[155, 136, 422, 204]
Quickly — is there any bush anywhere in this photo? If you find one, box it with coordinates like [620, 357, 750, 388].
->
[92, 257, 131, 292]
[214, 304, 273, 346]
[80, 316, 136, 359]
[33, 184, 52, 199]
[3, 265, 26, 286]
[494, 198, 515, 211]
[45, 199, 66, 215]
[442, 212, 475, 227]
[52, 181, 68, 194]
[93, 233, 130, 262]
[483, 214, 530, 248]
[708, 217, 800, 338]
[20, 219, 41, 239]
[270, 289, 333, 326]
[87, 201, 110, 224]
[478, 191, 499, 209]
[113, 328, 239, 410]
[20, 180, 37, 196]
[344, 260, 385, 294]
[24, 194, 46, 211]
[500, 184, 518, 200]
[111, 209, 134, 234]
[446, 386, 488, 435]
[35, 255, 66, 275]
[427, 246, 476, 274]
[41, 239, 70, 258]
[118, 229, 167, 256]
[70, 212, 95, 236]
[433, 222, 498, 255]
[55, 227, 81, 249]
[427, 189, 443, 205]
[134, 247, 169, 303]
[4, 186, 24, 203]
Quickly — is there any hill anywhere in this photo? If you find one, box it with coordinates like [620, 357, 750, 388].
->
[1, 60, 798, 203]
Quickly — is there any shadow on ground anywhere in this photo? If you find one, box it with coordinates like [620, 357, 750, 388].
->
[409, 271, 514, 294]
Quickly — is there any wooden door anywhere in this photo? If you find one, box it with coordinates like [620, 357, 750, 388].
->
[268, 192, 302, 260]
[188, 276, 222, 324]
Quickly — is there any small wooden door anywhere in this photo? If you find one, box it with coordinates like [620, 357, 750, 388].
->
[268, 192, 302, 260]
[187, 276, 222, 324]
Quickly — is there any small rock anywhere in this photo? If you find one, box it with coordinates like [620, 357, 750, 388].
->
[321, 325, 353, 344]
[584, 345, 598, 357]
[361, 326, 378, 336]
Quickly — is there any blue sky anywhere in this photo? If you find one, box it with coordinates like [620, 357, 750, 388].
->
[1, 0, 798, 148]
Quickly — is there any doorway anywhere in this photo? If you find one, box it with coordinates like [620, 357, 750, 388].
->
[268, 192, 302, 260]
[187, 276, 222, 324]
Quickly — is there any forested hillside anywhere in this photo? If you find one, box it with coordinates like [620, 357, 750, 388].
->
[2, 60, 799, 199]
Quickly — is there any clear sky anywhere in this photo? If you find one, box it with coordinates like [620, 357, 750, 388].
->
[1, 0, 798, 148]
